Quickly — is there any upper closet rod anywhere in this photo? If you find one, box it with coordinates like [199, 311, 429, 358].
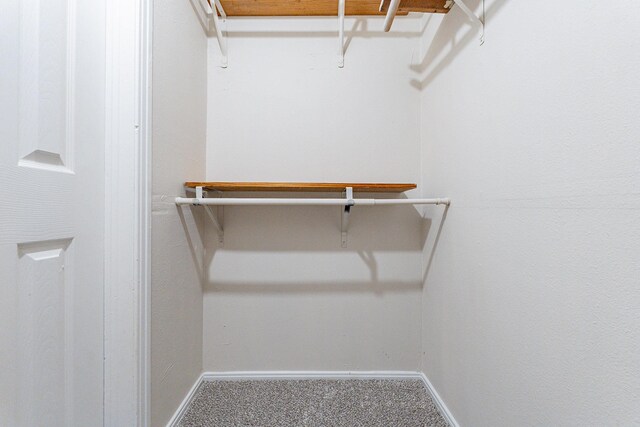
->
[175, 197, 450, 206]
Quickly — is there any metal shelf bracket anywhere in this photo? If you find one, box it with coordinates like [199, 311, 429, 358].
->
[341, 187, 354, 247]
[446, 0, 484, 45]
[212, 0, 228, 67]
[199, 0, 228, 67]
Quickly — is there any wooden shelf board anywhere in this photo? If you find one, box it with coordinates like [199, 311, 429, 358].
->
[185, 182, 417, 193]
[218, 0, 450, 16]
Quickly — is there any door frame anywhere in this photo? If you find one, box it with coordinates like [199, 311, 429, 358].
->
[104, 0, 152, 425]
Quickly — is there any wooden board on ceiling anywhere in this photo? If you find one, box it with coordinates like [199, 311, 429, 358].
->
[219, 0, 449, 16]
[185, 182, 417, 193]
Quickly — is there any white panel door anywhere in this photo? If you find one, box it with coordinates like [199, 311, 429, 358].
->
[0, 0, 106, 425]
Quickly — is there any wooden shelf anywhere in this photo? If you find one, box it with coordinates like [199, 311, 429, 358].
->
[185, 182, 417, 193]
[218, 0, 450, 16]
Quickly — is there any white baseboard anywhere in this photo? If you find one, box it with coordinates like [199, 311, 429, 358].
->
[167, 371, 458, 427]
[201, 370, 423, 380]
[166, 372, 207, 427]
[419, 372, 459, 427]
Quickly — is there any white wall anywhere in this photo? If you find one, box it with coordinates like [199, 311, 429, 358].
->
[418, 1, 640, 425]
[204, 16, 426, 371]
[151, 0, 207, 425]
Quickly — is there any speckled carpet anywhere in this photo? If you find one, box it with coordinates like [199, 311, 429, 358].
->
[178, 378, 449, 427]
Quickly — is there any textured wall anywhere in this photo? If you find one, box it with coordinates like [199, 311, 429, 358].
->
[418, 1, 640, 425]
[151, 0, 207, 424]
[203, 16, 425, 372]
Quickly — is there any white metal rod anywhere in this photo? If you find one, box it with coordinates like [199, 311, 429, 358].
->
[370, 198, 450, 205]
[383, 0, 401, 32]
[176, 197, 450, 206]
[213, 0, 226, 19]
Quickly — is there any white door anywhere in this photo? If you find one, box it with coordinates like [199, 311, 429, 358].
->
[0, 0, 106, 425]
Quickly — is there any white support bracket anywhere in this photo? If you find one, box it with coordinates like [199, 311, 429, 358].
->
[338, 0, 345, 68]
[381, 0, 401, 32]
[194, 185, 204, 201]
[446, 0, 484, 45]
[340, 187, 354, 247]
[210, 0, 228, 67]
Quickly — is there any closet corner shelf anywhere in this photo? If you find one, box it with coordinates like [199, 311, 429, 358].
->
[176, 182, 449, 248]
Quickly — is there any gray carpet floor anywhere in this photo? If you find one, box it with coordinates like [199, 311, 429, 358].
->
[178, 378, 449, 427]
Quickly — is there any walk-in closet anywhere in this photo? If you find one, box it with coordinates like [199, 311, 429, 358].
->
[1, 0, 639, 426]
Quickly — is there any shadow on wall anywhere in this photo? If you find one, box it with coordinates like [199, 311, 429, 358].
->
[176, 192, 448, 295]
[421, 205, 449, 287]
[410, 0, 509, 90]
[188, 0, 209, 33]
[177, 205, 206, 284]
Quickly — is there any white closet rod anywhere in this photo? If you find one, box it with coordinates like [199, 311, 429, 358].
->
[175, 197, 450, 206]
[383, 0, 402, 32]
